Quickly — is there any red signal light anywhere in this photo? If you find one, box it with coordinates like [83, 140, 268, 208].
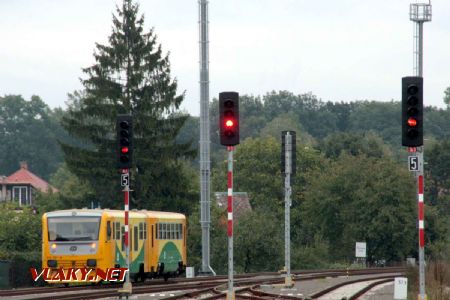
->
[407, 117, 418, 127]
[121, 147, 129, 154]
[225, 119, 234, 127]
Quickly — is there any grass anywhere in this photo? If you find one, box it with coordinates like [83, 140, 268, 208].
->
[407, 261, 450, 299]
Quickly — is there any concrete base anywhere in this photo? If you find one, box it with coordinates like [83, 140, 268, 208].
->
[284, 275, 294, 288]
[118, 282, 133, 298]
[226, 290, 235, 300]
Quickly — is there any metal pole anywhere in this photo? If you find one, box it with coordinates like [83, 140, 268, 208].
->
[284, 133, 293, 287]
[121, 168, 132, 294]
[416, 20, 425, 300]
[409, 3, 430, 298]
[198, 0, 215, 276]
[226, 146, 235, 300]
[418, 22, 423, 78]
[418, 170, 425, 299]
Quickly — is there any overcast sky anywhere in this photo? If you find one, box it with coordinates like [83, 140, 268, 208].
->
[1, 0, 449, 116]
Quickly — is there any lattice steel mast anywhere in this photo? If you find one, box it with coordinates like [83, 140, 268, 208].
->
[199, 0, 215, 275]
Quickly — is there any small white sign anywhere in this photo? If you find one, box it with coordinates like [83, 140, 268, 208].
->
[121, 173, 129, 187]
[408, 156, 419, 171]
[355, 242, 366, 258]
[186, 267, 194, 278]
[394, 277, 408, 299]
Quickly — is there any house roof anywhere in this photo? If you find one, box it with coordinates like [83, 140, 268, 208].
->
[5, 162, 57, 193]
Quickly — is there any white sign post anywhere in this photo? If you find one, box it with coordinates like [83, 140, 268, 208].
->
[355, 242, 366, 258]
[186, 267, 195, 278]
[394, 277, 408, 299]
[355, 242, 367, 267]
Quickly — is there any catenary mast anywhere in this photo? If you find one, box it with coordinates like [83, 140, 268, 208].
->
[198, 0, 215, 275]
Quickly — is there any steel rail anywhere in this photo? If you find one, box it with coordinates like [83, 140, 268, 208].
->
[0, 267, 406, 298]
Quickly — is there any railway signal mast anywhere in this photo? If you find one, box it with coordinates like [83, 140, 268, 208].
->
[117, 114, 133, 295]
[405, 2, 431, 300]
[219, 92, 239, 300]
[281, 131, 296, 287]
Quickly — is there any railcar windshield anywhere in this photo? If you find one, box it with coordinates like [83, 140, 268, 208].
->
[48, 217, 101, 241]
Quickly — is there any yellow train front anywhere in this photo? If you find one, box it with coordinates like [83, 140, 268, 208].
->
[42, 209, 187, 283]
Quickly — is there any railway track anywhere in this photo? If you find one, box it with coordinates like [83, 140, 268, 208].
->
[167, 274, 397, 300]
[0, 267, 405, 299]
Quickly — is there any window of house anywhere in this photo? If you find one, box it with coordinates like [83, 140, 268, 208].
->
[13, 186, 29, 206]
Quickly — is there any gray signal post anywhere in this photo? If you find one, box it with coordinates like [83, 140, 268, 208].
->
[409, 2, 431, 300]
[282, 131, 295, 287]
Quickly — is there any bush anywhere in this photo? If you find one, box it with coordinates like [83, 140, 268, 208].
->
[407, 261, 450, 300]
[0, 251, 42, 287]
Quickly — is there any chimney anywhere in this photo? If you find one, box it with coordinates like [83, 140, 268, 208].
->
[20, 161, 28, 170]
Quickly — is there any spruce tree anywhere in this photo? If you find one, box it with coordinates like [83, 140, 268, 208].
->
[61, 0, 195, 212]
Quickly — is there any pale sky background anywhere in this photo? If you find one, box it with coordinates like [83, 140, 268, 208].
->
[1, 0, 449, 116]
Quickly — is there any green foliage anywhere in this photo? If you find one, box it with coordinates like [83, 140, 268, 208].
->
[0, 95, 68, 179]
[292, 235, 331, 269]
[60, 0, 195, 211]
[426, 139, 450, 205]
[348, 101, 400, 147]
[444, 87, 450, 107]
[260, 113, 316, 146]
[186, 203, 227, 274]
[0, 204, 41, 253]
[234, 210, 283, 273]
[212, 137, 283, 212]
[47, 163, 96, 209]
[34, 191, 64, 213]
[212, 136, 324, 214]
[318, 132, 392, 159]
[301, 154, 416, 263]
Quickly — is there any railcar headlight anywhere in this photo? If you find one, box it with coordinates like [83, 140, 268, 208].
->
[51, 243, 57, 249]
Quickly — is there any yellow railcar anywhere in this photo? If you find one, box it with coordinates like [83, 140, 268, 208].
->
[42, 209, 186, 282]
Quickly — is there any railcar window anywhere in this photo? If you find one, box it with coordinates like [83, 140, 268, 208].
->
[134, 226, 138, 251]
[115, 222, 120, 240]
[162, 223, 166, 240]
[48, 217, 100, 241]
[143, 223, 147, 240]
[155, 222, 183, 240]
[139, 223, 147, 240]
[107, 221, 111, 240]
[121, 226, 125, 251]
[151, 225, 154, 247]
